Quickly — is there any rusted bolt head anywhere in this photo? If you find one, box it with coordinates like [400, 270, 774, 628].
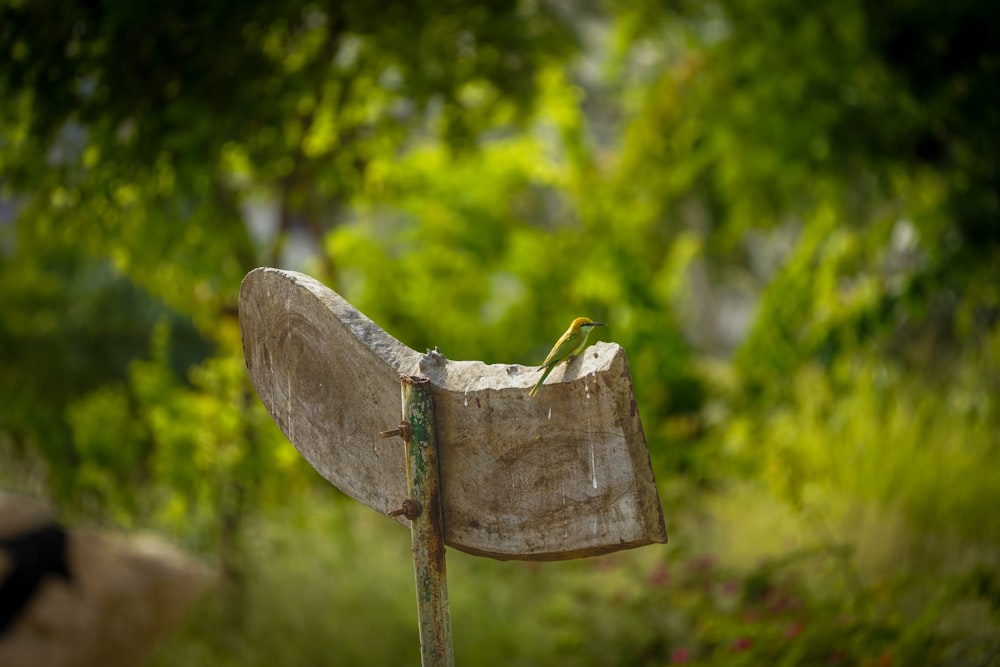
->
[388, 498, 421, 521]
[379, 420, 411, 441]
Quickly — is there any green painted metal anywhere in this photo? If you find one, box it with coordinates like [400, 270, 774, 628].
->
[399, 375, 454, 667]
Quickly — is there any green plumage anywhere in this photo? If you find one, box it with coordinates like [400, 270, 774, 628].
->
[528, 317, 606, 397]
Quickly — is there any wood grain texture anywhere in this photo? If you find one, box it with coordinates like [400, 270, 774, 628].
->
[239, 268, 420, 518]
[240, 268, 667, 560]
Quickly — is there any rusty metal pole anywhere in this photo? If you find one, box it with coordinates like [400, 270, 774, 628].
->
[393, 375, 454, 667]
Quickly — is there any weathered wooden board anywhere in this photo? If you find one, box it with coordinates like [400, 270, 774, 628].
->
[239, 267, 667, 560]
[239, 269, 419, 518]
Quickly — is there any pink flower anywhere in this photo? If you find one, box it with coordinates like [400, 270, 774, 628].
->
[648, 562, 670, 588]
[784, 622, 804, 639]
[689, 555, 715, 573]
[670, 647, 691, 663]
[732, 637, 753, 652]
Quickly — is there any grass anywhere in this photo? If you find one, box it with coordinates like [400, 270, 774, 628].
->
[149, 349, 1000, 665]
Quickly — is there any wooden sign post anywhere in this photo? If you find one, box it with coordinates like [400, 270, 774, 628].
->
[239, 268, 667, 665]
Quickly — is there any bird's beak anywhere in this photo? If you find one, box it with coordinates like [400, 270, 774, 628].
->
[593, 322, 607, 327]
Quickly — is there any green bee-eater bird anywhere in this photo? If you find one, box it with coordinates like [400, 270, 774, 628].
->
[529, 317, 606, 397]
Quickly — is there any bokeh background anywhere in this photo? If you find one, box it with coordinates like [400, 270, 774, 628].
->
[2, 0, 999, 664]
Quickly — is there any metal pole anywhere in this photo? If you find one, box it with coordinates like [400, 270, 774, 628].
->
[386, 375, 454, 667]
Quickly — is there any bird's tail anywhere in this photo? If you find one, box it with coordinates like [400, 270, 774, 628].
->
[528, 366, 553, 398]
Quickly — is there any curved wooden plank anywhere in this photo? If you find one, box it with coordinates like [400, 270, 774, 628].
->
[239, 268, 420, 517]
[423, 350, 666, 560]
[239, 268, 667, 560]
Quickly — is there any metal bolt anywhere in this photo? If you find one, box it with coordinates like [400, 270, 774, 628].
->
[388, 498, 422, 520]
[380, 419, 412, 441]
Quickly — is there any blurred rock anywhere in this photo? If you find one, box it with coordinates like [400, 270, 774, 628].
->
[0, 493, 211, 667]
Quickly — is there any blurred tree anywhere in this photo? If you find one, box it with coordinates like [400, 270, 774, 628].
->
[0, 0, 578, 599]
[607, 0, 1000, 394]
[0, 0, 575, 280]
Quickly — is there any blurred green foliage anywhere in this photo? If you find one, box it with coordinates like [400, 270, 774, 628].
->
[1, 0, 999, 664]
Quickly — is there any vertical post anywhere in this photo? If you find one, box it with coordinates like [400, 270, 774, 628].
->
[397, 375, 454, 667]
